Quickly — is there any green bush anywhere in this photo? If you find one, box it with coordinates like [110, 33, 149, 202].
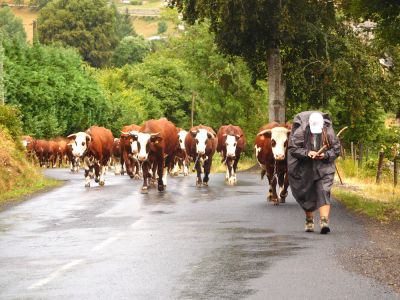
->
[0, 105, 22, 141]
[130, 0, 142, 5]
[157, 20, 167, 34]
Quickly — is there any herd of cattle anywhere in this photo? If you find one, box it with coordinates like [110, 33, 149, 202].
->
[21, 118, 291, 204]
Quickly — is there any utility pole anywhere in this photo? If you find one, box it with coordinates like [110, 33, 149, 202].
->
[191, 91, 196, 128]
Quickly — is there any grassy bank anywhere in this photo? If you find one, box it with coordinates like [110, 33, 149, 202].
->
[333, 159, 400, 222]
[0, 129, 61, 208]
[211, 153, 256, 173]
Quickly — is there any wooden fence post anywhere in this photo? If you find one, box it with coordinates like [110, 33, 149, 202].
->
[376, 150, 385, 184]
[351, 142, 354, 162]
[394, 156, 398, 187]
[358, 143, 363, 167]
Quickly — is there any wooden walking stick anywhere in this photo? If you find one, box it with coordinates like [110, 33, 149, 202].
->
[315, 126, 348, 184]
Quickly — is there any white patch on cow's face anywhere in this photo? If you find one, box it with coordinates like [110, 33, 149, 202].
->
[130, 131, 139, 154]
[225, 135, 237, 157]
[22, 140, 28, 148]
[137, 133, 151, 161]
[178, 130, 188, 150]
[70, 132, 88, 157]
[195, 129, 208, 155]
[270, 127, 289, 160]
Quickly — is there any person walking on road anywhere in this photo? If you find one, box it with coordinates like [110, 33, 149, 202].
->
[288, 111, 341, 234]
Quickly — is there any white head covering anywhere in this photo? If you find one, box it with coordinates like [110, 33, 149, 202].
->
[309, 112, 324, 134]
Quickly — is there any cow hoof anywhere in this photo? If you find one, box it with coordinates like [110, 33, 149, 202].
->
[267, 195, 273, 202]
[114, 172, 121, 176]
[134, 174, 140, 180]
[227, 177, 235, 185]
[184, 172, 188, 176]
[129, 174, 134, 179]
[85, 183, 90, 188]
[158, 184, 165, 192]
[196, 182, 202, 188]
[280, 198, 286, 203]
[99, 181, 105, 186]
[202, 182, 208, 187]
[141, 187, 148, 194]
[95, 178, 99, 183]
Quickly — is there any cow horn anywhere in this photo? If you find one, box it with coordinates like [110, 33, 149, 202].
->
[85, 133, 92, 141]
[130, 130, 139, 136]
[208, 131, 215, 139]
[150, 132, 160, 137]
[121, 131, 129, 135]
[67, 133, 76, 139]
[257, 129, 271, 136]
[236, 134, 241, 139]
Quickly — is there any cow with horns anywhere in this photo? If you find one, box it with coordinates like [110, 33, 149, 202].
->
[68, 126, 114, 187]
[128, 118, 179, 193]
[254, 122, 291, 205]
[216, 125, 246, 185]
[120, 124, 141, 179]
[185, 125, 217, 187]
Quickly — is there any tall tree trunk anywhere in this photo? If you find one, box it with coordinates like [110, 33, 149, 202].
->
[268, 48, 286, 123]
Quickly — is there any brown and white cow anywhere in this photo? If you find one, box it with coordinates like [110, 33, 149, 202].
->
[120, 124, 141, 179]
[254, 122, 291, 205]
[185, 125, 217, 187]
[112, 138, 123, 175]
[48, 140, 59, 168]
[21, 135, 36, 162]
[216, 125, 246, 185]
[170, 128, 189, 176]
[129, 118, 179, 193]
[56, 138, 69, 167]
[68, 126, 114, 187]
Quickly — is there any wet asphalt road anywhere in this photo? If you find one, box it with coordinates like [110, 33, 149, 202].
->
[0, 169, 398, 299]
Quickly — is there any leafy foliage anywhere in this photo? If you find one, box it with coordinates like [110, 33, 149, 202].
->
[0, 6, 26, 43]
[111, 35, 151, 67]
[4, 42, 109, 138]
[341, 0, 400, 46]
[37, 0, 118, 67]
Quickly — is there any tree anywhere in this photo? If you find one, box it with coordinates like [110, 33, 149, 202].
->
[342, 0, 400, 46]
[37, 0, 118, 67]
[0, 6, 26, 43]
[171, 0, 336, 123]
[28, 0, 51, 9]
[114, 6, 136, 41]
[157, 20, 168, 34]
[4, 41, 110, 138]
[111, 35, 150, 67]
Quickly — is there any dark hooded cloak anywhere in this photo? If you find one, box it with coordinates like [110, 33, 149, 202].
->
[288, 111, 341, 212]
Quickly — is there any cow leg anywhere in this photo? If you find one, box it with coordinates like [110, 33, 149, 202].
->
[150, 163, 157, 186]
[157, 160, 166, 192]
[83, 157, 92, 187]
[183, 158, 189, 176]
[134, 159, 141, 179]
[203, 157, 212, 187]
[227, 158, 235, 185]
[141, 161, 150, 193]
[279, 172, 289, 203]
[171, 160, 180, 176]
[266, 171, 278, 204]
[114, 158, 121, 175]
[195, 158, 202, 187]
[94, 163, 100, 183]
[232, 157, 239, 183]
[99, 164, 106, 186]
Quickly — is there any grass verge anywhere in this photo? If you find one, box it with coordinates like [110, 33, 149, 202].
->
[333, 158, 400, 222]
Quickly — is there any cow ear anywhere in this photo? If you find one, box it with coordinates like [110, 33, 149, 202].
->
[236, 134, 242, 140]
[190, 130, 197, 138]
[67, 134, 76, 140]
[207, 132, 215, 139]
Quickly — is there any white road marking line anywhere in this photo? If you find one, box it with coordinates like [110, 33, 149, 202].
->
[91, 232, 124, 252]
[28, 259, 84, 290]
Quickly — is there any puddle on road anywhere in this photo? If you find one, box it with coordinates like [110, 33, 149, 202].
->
[177, 227, 307, 299]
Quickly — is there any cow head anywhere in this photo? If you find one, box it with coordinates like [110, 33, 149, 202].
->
[223, 134, 241, 158]
[67, 132, 92, 157]
[121, 130, 139, 154]
[257, 127, 290, 161]
[131, 132, 162, 161]
[191, 129, 215, 155]
[178, 130, 188, 150]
